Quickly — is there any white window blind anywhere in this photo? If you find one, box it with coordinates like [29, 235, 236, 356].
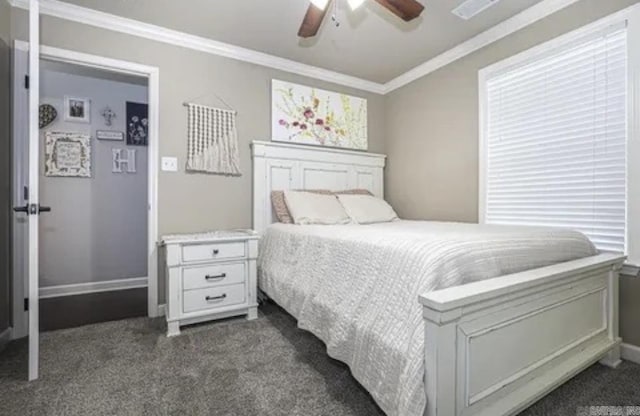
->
[484, 25, 628, 253]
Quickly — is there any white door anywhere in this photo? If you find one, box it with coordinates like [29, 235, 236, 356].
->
[27, 0, 42, 381]
[18, 0, 42, 381]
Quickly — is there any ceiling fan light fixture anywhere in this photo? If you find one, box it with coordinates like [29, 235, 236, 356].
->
[452, 0, 501, 20]
[347, 0, 367, 10]
[309, 0, 330, 10]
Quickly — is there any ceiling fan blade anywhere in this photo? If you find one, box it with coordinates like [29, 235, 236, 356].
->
[298, 1, 331, 38]
[374, 0, 425, 21]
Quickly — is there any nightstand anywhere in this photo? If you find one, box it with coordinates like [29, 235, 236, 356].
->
[162, 230, 260, 337]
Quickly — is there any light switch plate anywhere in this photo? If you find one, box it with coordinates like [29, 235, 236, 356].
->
[161, 156, 178, 172]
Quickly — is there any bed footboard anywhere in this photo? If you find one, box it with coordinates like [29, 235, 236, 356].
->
[419, 253, 625, 416]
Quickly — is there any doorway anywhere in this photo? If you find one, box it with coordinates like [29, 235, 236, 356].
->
[38, 59, 149, 330]
[10, 42, 160, 378]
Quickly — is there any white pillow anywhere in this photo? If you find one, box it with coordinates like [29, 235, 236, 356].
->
[336, 194, 398, 224]
[283, 191, 351, 225]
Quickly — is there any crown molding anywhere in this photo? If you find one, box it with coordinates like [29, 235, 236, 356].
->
[7, 0, 617, 95]
[382, 0, 584, 93]
[7, 0, 387, 94]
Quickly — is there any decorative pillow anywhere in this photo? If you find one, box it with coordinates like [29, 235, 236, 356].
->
[336, 194, 398, 224]
[271, 190, 330, 223]
[283, 191, 351, 225]
[271, 191, 294, 224]
[335, 189, 373, 196]
[271, 189, 372, 223]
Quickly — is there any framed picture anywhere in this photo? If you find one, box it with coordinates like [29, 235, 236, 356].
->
[64, 96, 91, 123]
[112, 148, 137, 173]
[126, 101, 149, 146]
[96, 130, 124, 141]
[44, 131, 91, 177]
[271, 79, 368, 150]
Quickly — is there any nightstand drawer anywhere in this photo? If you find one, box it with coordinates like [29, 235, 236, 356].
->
[183, 283, 246, 314]
[183, 262, 245, 291]
[182, 242, 245, 263]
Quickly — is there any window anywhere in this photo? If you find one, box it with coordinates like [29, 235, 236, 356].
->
[480, 13, 640, 264]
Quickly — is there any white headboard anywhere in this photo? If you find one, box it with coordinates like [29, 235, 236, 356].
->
[252, 140, 386, 233]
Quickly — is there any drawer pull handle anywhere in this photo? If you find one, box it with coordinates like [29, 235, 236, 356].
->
[205, 273, 226, 281]
[206, 294, 227, 302]
[212, 249, 220, 255]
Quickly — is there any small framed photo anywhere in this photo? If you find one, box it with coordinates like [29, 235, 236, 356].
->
[64, 96, 91, 123]
[96, 130, 124, 141]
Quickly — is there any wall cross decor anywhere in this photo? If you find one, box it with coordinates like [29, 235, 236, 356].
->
[101, 106, 116, 126]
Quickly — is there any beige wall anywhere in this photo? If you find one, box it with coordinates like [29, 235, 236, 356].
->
[385, 0, 640, 346]
[10, 8, 386, 236]
[385, 0, 639, 223]
[0, 1, 9, 45]
[621, 276, 640, 346]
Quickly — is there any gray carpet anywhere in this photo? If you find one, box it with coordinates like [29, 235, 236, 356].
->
[1, 303, 639, 416]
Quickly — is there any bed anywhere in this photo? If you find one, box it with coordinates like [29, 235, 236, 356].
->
[251, 140, 625, 416]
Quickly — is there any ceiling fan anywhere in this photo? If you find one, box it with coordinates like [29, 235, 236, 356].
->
[298, 0, 425, 38]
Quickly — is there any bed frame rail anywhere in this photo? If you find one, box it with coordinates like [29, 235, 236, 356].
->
[420, 253, 625, 416]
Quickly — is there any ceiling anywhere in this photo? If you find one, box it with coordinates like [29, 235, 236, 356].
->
[61, 0, 544, 83]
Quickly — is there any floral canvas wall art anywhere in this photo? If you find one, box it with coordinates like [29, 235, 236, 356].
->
[126, 101, 149, 146]
[271, 80, 367, 150]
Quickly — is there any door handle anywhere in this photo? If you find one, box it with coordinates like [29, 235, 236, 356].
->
[12, 204, 52, 215]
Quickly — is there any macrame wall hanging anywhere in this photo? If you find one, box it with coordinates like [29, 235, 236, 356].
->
[185, 103, 241, 176]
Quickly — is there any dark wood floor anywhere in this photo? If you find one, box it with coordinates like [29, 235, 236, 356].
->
[40, 288, 147, 332]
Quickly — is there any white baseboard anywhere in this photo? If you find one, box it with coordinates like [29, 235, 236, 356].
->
[39, 277, 148, 299]
[0, 327, 12, 350]
[621, 343, 640, 365]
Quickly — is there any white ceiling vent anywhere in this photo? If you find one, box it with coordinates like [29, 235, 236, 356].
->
[452, 0, 502, 20]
